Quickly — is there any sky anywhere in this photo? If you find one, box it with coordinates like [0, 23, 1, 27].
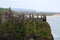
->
[0, 0, 60, 12]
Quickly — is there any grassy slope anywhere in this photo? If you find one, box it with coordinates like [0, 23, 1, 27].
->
[0, 8, 9, 12]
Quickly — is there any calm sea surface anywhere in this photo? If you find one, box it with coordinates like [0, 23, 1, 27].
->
[47, 16, 60, 40]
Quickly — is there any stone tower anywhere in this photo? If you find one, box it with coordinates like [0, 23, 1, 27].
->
[1, 7, 13, 23]
[43, 14, 46, 22]
[41, 14, 43, 19]
[8, 7, 13, 20]
[37, 14, 39, 18]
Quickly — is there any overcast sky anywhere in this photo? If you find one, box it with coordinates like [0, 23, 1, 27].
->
[0, 0, 60, 12]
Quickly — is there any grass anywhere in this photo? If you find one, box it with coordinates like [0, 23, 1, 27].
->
[0, 8, 9, 12]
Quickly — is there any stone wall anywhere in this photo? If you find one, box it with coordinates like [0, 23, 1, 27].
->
[18, 14, 46, 22]
[0, 7, 46, 23]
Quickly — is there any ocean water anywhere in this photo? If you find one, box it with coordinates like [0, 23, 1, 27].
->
[47, 16, 60, 40]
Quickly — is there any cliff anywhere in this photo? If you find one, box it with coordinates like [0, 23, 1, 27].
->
[23, 21, 54, 40]
[0, 20, 54, 40]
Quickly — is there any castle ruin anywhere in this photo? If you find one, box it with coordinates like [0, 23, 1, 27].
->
[0, 7, 46, 23]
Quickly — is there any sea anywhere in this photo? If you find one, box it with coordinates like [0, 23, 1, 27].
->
[47, 16, 60, 40]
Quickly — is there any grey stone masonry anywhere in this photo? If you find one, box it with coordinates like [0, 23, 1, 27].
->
[18, 13, 46, 22]
[0, 7, 46, 23]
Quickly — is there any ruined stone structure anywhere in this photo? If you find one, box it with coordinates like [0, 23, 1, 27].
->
[1, 7, 13, 23]
[0, 7, 46, 23]
[18, 13, 46, 22]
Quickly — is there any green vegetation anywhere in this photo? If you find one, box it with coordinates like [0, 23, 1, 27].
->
[0, 20, 53, 40]
[0, 8, 9, 12]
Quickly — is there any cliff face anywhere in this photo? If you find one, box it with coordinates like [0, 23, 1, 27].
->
[23, 21, 54, 40]
[0, 20, 54, 40]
